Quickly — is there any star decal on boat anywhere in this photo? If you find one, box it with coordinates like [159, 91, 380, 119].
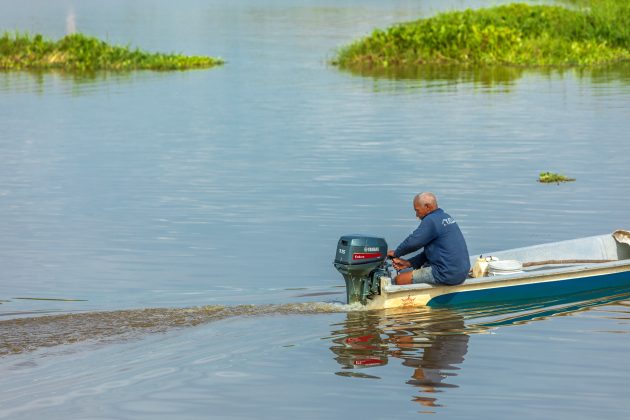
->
[401, 295, 416, 308]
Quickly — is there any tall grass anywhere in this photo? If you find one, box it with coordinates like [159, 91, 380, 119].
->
[334, 1, 630, 68]
[0, 33, 223, 71]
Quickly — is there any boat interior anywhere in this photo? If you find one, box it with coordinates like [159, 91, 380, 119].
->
[469, 230, 630, 278]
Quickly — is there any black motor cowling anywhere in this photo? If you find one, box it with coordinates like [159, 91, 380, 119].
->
[333, 235, 388, 305]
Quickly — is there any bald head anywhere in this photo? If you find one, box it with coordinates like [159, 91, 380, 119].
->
[413, 192, 438, 219]
[414, 192, 437, 208]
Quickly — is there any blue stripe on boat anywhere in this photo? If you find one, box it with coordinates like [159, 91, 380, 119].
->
[427, 270, 630, 307]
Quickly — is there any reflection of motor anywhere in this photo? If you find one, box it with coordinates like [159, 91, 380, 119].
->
[333, 235, 389, 305]
[329, 311, 389, 370]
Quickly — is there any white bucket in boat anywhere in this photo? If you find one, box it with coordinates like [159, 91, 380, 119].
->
[488, 259, 523, 276]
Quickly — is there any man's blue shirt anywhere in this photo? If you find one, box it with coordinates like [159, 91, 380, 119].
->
[394, 208, 470, 285]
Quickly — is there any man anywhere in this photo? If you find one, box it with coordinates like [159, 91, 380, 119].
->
[387, 192, 470, 286]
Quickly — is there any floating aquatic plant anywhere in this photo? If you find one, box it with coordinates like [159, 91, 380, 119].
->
[538, 172, 576, 183]
[334, 1, 630, 69]
[0, 32, 223, 72]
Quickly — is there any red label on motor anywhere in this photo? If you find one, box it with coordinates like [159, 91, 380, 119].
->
[352, 252, 381, 260]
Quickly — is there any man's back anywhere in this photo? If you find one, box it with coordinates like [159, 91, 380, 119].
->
[421, 208, 470, 285]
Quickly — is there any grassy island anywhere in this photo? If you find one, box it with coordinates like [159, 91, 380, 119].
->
[0, 33, 223, 72]
[334, 1, 630, 69]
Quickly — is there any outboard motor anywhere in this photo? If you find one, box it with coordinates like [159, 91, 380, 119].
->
[333, 235, 389, 305]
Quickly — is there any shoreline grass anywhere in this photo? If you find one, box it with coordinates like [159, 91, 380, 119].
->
[334, 1, 630, 69]
[0, 32, 224, 72]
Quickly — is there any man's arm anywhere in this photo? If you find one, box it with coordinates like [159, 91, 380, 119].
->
[394, 220, 437, 258]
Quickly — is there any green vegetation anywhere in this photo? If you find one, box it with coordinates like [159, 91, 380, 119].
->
[538, 172, 576, 183]
[0, 32, 223, 72]
[334, 1, 630, 69]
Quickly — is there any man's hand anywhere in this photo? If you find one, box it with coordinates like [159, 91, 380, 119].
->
[392, 258, 411, 271]
[388, 250, 411, 270]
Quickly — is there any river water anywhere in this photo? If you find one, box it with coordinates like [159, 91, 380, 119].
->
[1, 0, 629, 418]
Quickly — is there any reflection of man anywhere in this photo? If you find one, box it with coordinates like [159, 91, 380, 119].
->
[392, 315, 469, 409]
[387, 192, 470, 286]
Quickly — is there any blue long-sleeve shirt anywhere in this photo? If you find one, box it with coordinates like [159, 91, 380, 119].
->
[394, 208, 470, 285]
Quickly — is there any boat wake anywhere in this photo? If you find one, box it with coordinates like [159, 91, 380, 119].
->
[5, 287, 628, 358]
[0, 302, 349, 357]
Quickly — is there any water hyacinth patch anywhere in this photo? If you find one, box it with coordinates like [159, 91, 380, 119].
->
[538, 172, 576, 183]
[334, 2, 630, 69]
[0, 32, 224, 71]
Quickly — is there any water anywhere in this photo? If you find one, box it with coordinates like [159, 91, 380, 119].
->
[1, 0, 629, 418]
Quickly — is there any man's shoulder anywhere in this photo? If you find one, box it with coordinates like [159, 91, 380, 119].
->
[427, 208, 463, 231]
[425, 208, 446, 222]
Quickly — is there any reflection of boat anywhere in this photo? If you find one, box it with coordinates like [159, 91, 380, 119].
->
[329, 308, 469, 408]
[463, 287, 630, 329]
[328, 288, 630, 410]
[335, 231, 630, 309]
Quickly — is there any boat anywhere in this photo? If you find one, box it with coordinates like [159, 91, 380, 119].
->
[334, 230, 630, 309]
